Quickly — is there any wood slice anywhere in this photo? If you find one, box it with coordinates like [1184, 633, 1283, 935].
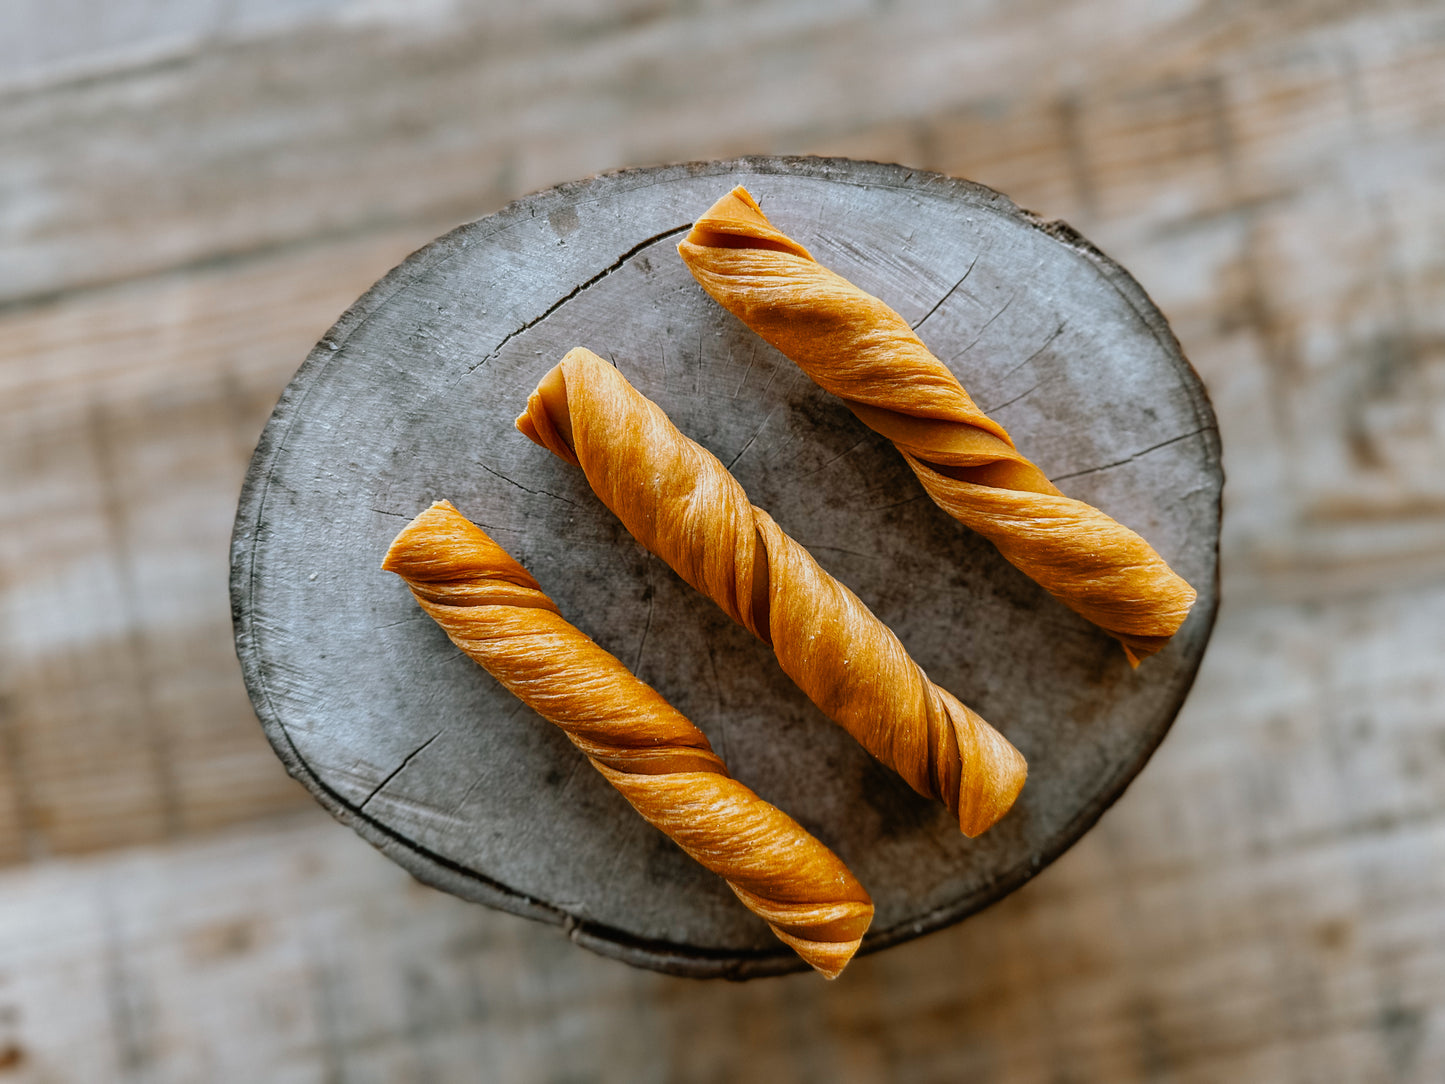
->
[231, 157, 1221, 979]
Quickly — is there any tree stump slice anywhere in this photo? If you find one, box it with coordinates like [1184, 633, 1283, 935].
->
[231, 157, 1221, 979]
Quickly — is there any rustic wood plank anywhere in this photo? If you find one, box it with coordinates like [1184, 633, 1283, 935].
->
[232, 158, 1220, 975]
[0, 226, 442, 860]
[2, 1, 1441, 874]
[1, 0, 1443, 1070]
[5, 2, 1439, 602]
[4, 1, 1439, 306]
[0, 582, 1440, 1081]
[0, 0, 360, 94]
[0, 0, 690, 97]
[879, 17, 1445, 602]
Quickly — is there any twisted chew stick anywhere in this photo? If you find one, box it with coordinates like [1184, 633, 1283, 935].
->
[677, 187, 1197, 665]
[383, 501, 873, 978]
[516, 349, 1027, 837]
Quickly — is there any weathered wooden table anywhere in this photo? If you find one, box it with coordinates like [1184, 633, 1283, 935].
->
[232, 157, 1220, 976]
[7, 0, 1445, 1077]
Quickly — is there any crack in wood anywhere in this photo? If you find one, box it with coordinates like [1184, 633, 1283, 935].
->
[986, 371, 1058, 413]
[474, 459, 580, 508]
[372, 614, 430, 631]
[460, 223, 692, 380]
[867, 494, 929, 512]
[724, 405, 782, 472]
[632, 562, 656, 674]
[359, 730, 444, 811]
[989, 320, 1068, 389]
[951, 291, 1019, 363]
[1051, 427, 1213, 483]
[731, 342, 760, 398]
[911, 250, 983, 331]
[795, 434, 869, 479]
[706, 645, 729, 766]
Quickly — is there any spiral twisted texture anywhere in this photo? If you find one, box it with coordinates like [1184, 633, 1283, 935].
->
[516, 349, 1027, 837]
[677, 187, 1197, 664]
[383, 500, 873, 978]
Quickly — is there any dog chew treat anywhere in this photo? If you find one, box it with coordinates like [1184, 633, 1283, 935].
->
[516, 349, 1027, 837]
[383, 501, 874, 978]
[677, 186, 1197, 666]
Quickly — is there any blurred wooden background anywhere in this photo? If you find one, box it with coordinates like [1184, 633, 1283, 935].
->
[2, 0, 1443, 1080]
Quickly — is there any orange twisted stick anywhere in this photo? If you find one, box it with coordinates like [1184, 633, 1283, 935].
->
[516, 349, 1027, 837]
[383, 501, 873, 977]
[677, 187, 1197, 665]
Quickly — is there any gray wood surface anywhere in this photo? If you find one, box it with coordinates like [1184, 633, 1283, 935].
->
[231, 157, 1220, 977]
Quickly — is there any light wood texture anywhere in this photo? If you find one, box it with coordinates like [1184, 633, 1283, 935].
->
[2, 0, 1443, 1074]
[0, 577, 1441, 1081]
[232, 159, 1218, 975]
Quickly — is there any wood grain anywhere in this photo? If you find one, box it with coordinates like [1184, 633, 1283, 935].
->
[2, 0, 1443, 1073]
[232, 158, 1219, 975]
[0, 228, 437, 862]
[0, 578, 1440, 1080]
